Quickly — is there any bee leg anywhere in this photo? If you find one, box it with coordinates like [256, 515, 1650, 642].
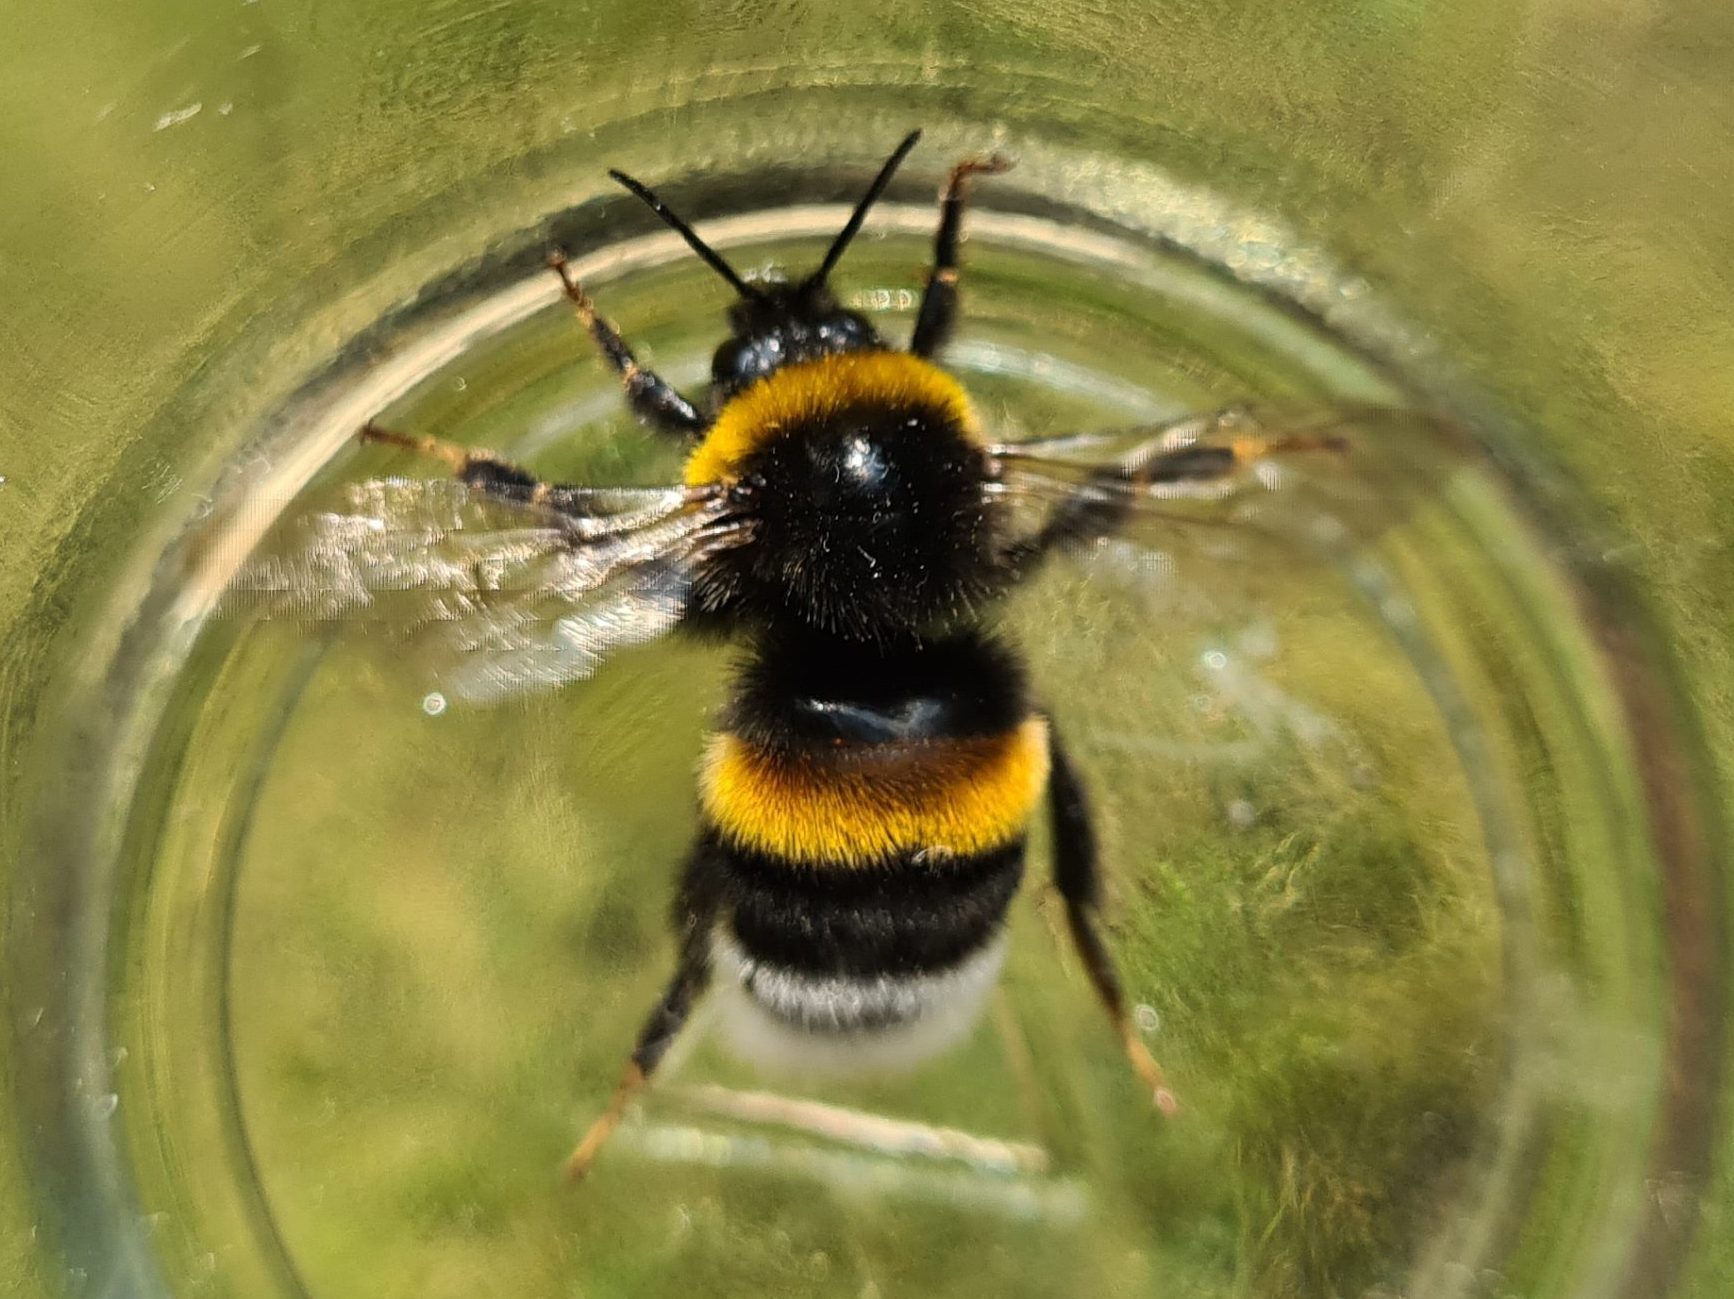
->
[358, 423, 559, 506]
[1047, 723, 1180, 1118]
[909, 153, 1013, 358]
[1001, 415, 1339, 579]
[357, 423, 476, 472]
[565, 839, 724, 1180]
[563, 956, 710, 1180]
[547, 250, 709, 440]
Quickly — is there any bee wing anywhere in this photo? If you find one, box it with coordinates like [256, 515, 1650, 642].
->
[229, 476, 745, 703]
[988, 403, 1459, 580]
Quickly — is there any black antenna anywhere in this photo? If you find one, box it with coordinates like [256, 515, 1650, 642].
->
[804, 129, 923, 289]
[608, 169, 766, 302]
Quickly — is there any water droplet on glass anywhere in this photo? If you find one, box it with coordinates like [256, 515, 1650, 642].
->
[1133, 1003, 1161, 1033]
[94, 1092, 119, 1118]
[1201, 649, 1228, 672]
[1380, 594, 1418, 627]
[421, 692, 447, 716]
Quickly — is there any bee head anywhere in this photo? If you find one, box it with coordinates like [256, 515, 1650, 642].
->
[611, 133, 922, 401]
[709, 282, 882, 399]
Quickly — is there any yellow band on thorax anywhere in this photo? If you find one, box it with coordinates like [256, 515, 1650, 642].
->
[699, 719, 1051, 867]
[683, 350, 980, 486]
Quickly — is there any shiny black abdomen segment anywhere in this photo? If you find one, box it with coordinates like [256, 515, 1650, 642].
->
[712, 834, 1025, 978]
[725, 626, 1030, 750]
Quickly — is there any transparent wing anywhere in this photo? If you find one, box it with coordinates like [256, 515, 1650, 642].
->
[227, 476, 745, 703]
[991, 404, 1469, 772]
[988, 403, 1463, 579]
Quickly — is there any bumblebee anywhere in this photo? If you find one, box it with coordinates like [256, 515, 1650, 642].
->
[273, 131, 1364, 1179]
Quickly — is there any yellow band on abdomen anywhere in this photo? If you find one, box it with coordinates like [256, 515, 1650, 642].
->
[700, 720, 1051, 867]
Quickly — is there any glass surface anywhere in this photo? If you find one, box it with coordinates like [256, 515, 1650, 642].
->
[3, 4, 1730, 1298]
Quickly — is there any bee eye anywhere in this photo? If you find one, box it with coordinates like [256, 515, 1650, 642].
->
[711, 337, 750, 384]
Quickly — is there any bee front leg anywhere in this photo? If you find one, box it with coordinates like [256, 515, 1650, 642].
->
[1046, 723, 1180, 1118]
[909, 153, 1012, 359]
[565, 838, 724, 1181]
[547, 251, 708, 440]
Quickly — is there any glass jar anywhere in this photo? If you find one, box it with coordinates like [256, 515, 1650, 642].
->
[3, 3, 1729, 1297]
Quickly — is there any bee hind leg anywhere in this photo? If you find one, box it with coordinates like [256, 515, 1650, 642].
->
[565, 839, 723, 1180]
[564, 958, 709, 1180]
[1046, 723, 1180, 1117]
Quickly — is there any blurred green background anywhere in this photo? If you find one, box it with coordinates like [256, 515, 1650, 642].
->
[2, 1, 1731, 1296]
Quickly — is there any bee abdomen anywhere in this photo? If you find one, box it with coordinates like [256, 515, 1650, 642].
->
[697, 731, 1041, 1054]
[699, 719, 1050, 868]
[722, 838, 1025, 977]
[699, 630, 1045, 1062]
[713, 926, 1011, 1050]
[709, 834, 1023, 1036]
